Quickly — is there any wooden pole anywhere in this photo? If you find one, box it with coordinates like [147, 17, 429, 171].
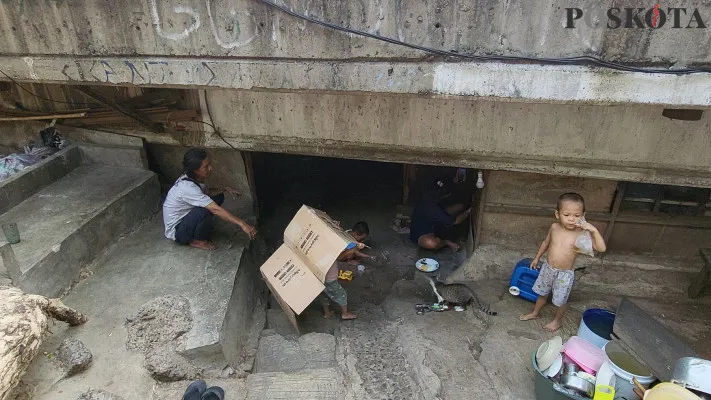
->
[603, 181, 627, 244]
[0, 112, 87, 121]
[73, 86, 167, 135]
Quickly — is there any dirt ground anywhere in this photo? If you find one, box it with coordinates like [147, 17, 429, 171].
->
[15, 154, 711, 399]
[253, 154, 711, 399]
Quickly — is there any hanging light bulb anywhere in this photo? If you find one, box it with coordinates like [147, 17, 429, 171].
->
[476, 171, 485, 189]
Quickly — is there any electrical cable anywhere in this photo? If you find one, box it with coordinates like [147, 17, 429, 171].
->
[190, 119, 238, 150]
[257, 0, 709, 75]
[200, 93, 241, 150]
[0, 69, 96, 106]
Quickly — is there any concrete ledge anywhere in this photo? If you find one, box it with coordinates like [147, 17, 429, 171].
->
[451, 243, 702, 300]
[0, 145, 81, 215]
[219, 243, 266, 366]
[16, 170, 159, 296]
[2, 56, 710, 106]
[79, 143, 149, 170]
[59, 125, 145, 148]
[246, 367, 343, 400]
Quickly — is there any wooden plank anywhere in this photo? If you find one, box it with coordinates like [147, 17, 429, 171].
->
[696, 189, 711, 216]
[485, 204, 613, 221]
[604, 182, 627, 243]
[242, 151, 258, 211]
[652, 190, 663, 212]
[688, 248, 711, 299]
[613, 297, 699, 382]
[402, 164, 415, 205]
[484, 204, 711, 229]
[73, 86, 167, 135]
[118, 89, 181, 109]
[0, 112, 86, 121]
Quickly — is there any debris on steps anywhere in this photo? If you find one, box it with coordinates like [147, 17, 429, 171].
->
[254, 332, 336, 373]
[77, 388, 125, 400]
[246, 367, 343, 400]
[336, 303, 421, 400]
[56, 339, 93, 377]
[144, 344, 200, 382]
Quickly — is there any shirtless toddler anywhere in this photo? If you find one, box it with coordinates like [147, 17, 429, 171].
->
[519, 193, 607, 332]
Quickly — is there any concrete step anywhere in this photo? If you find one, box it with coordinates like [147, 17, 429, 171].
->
[576, 261, 697, 299]
[245, 368, 343, 400]
[451, 244, 703, 300]
[254, 331, 336, 373]
[0, 163, 159, 297]
[55, 218, 262, 366]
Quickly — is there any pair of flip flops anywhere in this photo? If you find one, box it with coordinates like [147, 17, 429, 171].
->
[182, 380, 224, 400]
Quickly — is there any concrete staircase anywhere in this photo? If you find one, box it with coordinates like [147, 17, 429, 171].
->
[247, 329, 344, 400]
[0, 144, 159, 297]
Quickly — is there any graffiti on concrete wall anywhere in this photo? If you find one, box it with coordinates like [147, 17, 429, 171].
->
[149, 0, 202, 41]
[2, 0, 407, 54]
[147, 0, 392, 48]
[59, 59, 217, 86]
[0, 0, 66, 15]
[148, 0, 266, 48]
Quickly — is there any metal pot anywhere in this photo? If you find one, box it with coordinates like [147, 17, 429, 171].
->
[563, 362, 580, 376]
[672, 357, 711, 395]
[561, 373, 594, 398]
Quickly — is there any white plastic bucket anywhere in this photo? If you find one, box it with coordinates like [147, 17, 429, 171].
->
[577, 309, 615, 349]
[603, 342, 655, 400]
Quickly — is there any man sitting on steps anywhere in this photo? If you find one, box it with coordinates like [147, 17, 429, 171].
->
[162, 148, 257, 250]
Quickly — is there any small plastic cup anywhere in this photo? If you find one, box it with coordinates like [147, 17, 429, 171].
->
[593, 384, 614, 400]
[2, 223, 20, 244]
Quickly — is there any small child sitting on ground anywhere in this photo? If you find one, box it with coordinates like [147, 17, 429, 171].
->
[322, 221, 372, 320]
[519, 193, 606, 332]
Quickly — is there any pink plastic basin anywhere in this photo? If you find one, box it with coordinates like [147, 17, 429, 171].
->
[563, 336, 606, 374]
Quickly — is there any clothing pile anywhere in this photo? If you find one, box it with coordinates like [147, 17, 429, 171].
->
[0, 126, 68, 183]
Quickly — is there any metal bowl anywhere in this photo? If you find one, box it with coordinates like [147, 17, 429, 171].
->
[561, 373, 595, 398]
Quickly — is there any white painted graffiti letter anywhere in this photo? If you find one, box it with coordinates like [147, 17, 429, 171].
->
[206, 0, 259, 49]
[150, 0, 201, 40]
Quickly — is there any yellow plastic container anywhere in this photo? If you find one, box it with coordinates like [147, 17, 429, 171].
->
[644, 383, 700, 400]
[338, 270, 353, 281]
[594, 385, 614, 400]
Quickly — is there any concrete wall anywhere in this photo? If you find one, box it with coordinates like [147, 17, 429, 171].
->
[221, 242, 267, 366]
[478, 170, 711, 256]
[0, 146, 81, 214]
[485, 171, 617, 213]
[608, 223, 711, 257]
[146, 144, 254, 217]
[3, 2, 711, 105]
[0, 122, 146, 151]
[0, 121, 47, 151]
[480, 171, 614, 250]
[204, 90, 711, 187]
[1, 0, 709, 64]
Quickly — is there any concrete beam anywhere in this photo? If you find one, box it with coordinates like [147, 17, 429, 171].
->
[2, 0, 711, 65]
[203, 134, 711, 188]
[1, 56, 710, 106]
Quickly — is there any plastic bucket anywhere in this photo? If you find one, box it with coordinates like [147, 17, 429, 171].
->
[1, 223, 20, 244]
[577, 309, 615, 349]
[603, 342, 655, 400]
[531, 351, 588, 400]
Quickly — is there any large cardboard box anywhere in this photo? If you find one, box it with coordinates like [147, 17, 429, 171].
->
[260, 205, 356, 331]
